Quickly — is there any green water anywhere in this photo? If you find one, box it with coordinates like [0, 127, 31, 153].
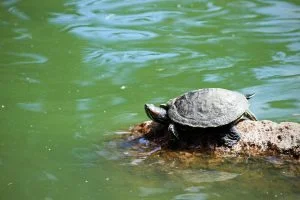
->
[1, 0, 300, 199]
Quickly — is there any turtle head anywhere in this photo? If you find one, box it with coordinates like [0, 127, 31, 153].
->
[144, 104, 169, 124]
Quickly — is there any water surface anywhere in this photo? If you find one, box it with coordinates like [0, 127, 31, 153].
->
[0, 0, 300, 199]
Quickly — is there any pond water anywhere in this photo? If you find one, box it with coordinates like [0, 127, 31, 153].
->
[1, 0, 300, 199]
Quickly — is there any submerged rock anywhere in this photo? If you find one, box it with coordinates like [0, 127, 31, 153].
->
[97, 120, 300, 182]
[129, 120, 300, 159]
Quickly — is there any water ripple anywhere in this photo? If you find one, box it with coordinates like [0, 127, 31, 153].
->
[100, 11, 182, 26]
[65, 0, 158, 11]
[69, 26, 157, 41]
[7, 6, 30, 20]
[84, 48, 178, 64]
[1, 0, 20, 7]
[255, 1, 300, 19]
[13, 28, 32, 40]
[287, 42, 300, 52]
[83, 47, 205, 80]
[48, 0, 300, 122]
[253, 65, 300, 80]
[178, 56, 237, 72]
[76, 98, 93, 111]
[0, 52, 48, 66]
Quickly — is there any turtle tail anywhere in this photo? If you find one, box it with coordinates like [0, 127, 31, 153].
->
[245, 93, 255, 100]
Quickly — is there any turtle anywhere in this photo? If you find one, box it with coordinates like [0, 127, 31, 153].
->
[144, 88, 257, 147]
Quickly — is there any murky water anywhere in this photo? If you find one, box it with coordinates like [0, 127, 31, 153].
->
[1, 0, 300, 199]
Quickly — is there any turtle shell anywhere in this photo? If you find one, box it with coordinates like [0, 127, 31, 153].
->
[167, 88, 249, 128]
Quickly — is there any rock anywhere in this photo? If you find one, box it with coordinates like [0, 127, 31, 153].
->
[233, 120, 300, 158]
[129, 120, 300, 159]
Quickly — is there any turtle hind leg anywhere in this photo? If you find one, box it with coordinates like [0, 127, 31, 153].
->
[221, 125, 241, 147]
[244, 110, 257, 121]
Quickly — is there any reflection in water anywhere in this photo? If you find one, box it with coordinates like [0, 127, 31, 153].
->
[178, 169, 239, 183]
[139, 187, 169, 197]
[112, 112, 139, 125]
[173, 193, 207, 200]
[94, 130, 300, 198]
[96, 133, 240, 184]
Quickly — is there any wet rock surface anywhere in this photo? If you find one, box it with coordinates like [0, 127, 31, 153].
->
[129, 120, 300, 160]
[98, 120, 300, 180]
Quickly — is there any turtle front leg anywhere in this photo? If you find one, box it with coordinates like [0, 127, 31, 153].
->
[168, 123, 179, 139]
[221, 125, 241, 147]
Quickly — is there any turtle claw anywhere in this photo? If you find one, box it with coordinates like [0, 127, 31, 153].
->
[221, 126, 240, 147]
[168, 124, 179, 139]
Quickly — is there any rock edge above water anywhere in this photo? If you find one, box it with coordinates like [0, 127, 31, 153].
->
[129, 120, 300, 159]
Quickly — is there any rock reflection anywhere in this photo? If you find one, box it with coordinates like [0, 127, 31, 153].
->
[139, 187, 169, 197]
[112, 112, 139, 125]
[178, 169, 239, 183]
[173, 193, 207, 200]
[184, 186, 205, 193]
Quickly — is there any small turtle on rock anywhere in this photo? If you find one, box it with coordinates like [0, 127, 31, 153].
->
[144, 88, 257, 147]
